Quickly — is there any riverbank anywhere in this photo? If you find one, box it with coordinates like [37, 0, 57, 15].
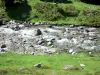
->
[0, 0, 100, 26]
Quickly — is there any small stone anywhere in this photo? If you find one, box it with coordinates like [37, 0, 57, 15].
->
[70, 25, 74, 28]
[19, 67, 29, 71]
[47, 42, 52, 46]
[34, 63, 41, 68]
[34, 22, 41, 25]
[69, 48, 74, 53]
[18, 24, 24, 29]
[80, 64, 85, 67]
[63, 65, 74, 70]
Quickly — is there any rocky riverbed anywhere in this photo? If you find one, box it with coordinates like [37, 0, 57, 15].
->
[0, 22, 100, 54]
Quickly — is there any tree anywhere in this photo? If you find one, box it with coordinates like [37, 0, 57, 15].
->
[0, 0, 5, 8]
[0, 0, 27, 7]
[41, 0, 68, 3]
[80, 0, 100, 5]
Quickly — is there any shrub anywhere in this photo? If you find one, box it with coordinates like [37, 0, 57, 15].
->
[81, 15, 100, 26]
[34, 2, 64, 21]
[40, 0, 69, 3]
[64, 5, 79, 16]
[81, 8, 100, 26]
[82, 8, 100, 16]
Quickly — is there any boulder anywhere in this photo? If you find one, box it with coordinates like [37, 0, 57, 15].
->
[1, 44, 6, 48]
[0, 19, 3, 25]
[35, 29, 42, 36]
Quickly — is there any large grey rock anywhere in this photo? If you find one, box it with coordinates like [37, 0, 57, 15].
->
[87, 27, 96, 32]
[1, 44, 6, 48]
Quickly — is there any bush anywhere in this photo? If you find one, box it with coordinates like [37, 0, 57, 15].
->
[81, 8, 100, 26]
[83, 16, 100, 26]
[82, 8, 100, 16]
[34, 2, 64, 21]
[41, 0, 68, 3]
[64, 5, 79, 16]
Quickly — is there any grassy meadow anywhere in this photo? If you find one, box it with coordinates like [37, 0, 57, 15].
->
[0, 53, 100, 75]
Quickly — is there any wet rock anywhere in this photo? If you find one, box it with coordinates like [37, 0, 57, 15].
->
[69, 25, 74, 28]
[87, 27, 96, 32]
[47, 41, 52, 46]
[68, 48, 76, 55]
[37, 39, 45, 45]
[35, 29, 42, 36]
[1, 44, 6, 48]
[0, 19, 3, 25]
[18, 24, 24, 29]
[77, 26, 84, 30]
[88, 32, 97, 37]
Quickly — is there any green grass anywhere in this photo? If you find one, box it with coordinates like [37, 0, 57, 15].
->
[0, 53, 100, 75]
[0, 0, 100, 25]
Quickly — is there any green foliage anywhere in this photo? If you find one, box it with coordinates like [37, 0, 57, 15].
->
[34, 3, 80, 21]
[82, 15, 100, 26]
[0, 0, 5, 8]
[41, 0, 69, 3]
[34, 2, 64, 21]
[81, 8, 100, 26]
[64, 5, 80, 16]
[82, 8, 100, 16]
[0, 0, 100, 26]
